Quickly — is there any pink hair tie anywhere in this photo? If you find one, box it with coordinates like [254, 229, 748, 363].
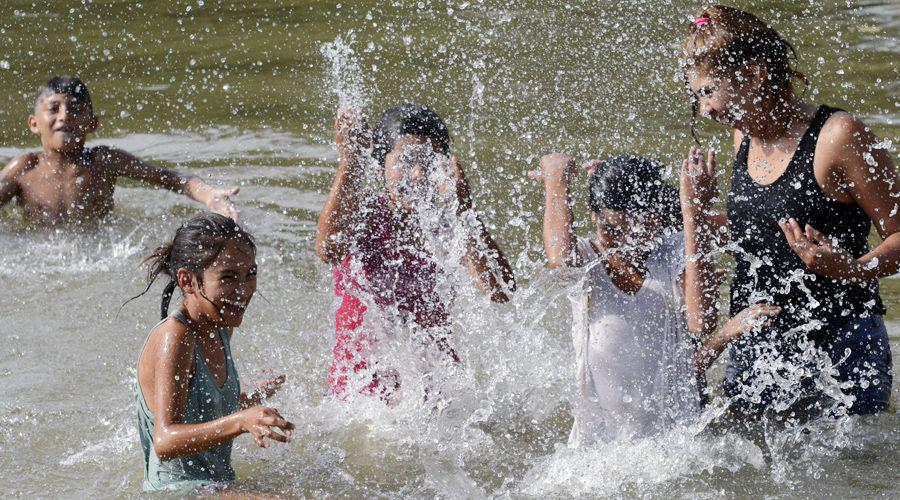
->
[694, 16, 711, 27]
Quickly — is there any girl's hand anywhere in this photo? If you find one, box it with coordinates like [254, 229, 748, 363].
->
[254, 370, 286, 399]
[334, 107, 370, 155]
[205, 186, 241, 222]
[437, 156, 473, 213]
[680, 146, 719, 215]
[580, 159, 604, 178]
[529, 153, 577, 184]
[238, 406, 295, 448]
[720, 303, 781, 342]
[779, 218, 865, 280]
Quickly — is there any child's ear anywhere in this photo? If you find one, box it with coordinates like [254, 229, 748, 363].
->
[176, 268, 197, 294]
[27, 115, 39, 134]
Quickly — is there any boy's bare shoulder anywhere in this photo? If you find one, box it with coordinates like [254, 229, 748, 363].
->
[2, 152, 41, 178]
[87, 145, 137, 173]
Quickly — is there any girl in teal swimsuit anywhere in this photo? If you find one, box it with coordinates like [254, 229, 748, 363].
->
[133, 213, 295, 491]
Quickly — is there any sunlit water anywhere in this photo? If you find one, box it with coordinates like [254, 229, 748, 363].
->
[0, 0, 897, 498]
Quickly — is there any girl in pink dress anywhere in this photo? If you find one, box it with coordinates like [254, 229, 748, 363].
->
[316, 104, 516, 402]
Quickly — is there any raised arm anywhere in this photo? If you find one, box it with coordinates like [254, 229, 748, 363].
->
[680, 147, 720, 337]
[529, 153, 580, 269]
[148, 326, 293, 460]
[315, 108, 372, 265]
[101, 147, 239, 220]
[449, 157, 516, 302]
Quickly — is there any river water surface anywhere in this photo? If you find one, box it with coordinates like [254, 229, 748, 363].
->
[0, 0, 897, 497]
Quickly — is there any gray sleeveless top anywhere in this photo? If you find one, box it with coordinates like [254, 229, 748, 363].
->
[134, 310, 241, 491]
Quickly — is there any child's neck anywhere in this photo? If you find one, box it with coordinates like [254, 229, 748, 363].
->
[177, 304, 222, 339]
[744, 95, 807, 142]
[595, 242, 650, 295]
[42, 145, 87, 166]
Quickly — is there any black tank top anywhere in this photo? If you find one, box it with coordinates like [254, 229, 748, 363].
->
[727, 105, 885, 340]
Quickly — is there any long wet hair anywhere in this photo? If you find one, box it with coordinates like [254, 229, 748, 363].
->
[681, 5, 808, 143]
[372, 103, 450, 167]
[129, 213, 256, 319]
[588, 155, 681, 231]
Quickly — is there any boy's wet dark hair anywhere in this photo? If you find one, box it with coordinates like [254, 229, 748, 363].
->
[35, 75, 93, 114]
[588, 155, 681, 230]
[372, 103, 450, 167]
[128, 213, 256, 319]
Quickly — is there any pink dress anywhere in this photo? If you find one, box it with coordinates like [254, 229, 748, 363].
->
[327, 201, 458, 399]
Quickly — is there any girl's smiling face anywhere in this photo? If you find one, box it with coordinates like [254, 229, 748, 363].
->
[194, 240, 258, 328]
[685, 65, 761, 128]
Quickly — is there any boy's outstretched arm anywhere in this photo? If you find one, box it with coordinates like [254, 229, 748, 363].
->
[101, 147, 239, 221]
[315, 108, 371, 265]
[449, 157, 516, 302]
[529, 153, 580, 269]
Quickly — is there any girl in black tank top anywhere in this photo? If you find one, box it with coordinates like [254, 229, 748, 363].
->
[727, 105, 885, 339]
[681, 6, 896, 417]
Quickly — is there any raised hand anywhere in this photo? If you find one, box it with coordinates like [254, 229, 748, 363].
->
[680, 146, 719, 215]
[779, 218, 863, 280]
[334, 106, 370, 156]
[528, 153, 577, 184]
[206, 185, 240, 222]
[253, 370, 287, 400]
[239, 406, 295, 448]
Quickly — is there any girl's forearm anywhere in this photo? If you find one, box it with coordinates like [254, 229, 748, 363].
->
[154, 413, 245, 461]
[542, 176, 577, 269]
[462, 211, 516, 302]
[315, 157, 366, 263]
[682, 211, 718, 336]
[857, 232, 900, 280]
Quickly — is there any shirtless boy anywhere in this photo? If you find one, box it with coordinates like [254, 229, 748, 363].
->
[0, 76, 239, 227]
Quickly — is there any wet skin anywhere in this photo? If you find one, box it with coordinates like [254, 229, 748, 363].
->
[685, 65, 900, 282]
[0, 92, 239, 228]
[137, 240, 294, 460]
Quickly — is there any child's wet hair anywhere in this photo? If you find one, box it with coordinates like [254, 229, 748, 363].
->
[588, 155, 681, 230]
[129, 213, 256, 319]
[681, 5, 807, 142]
[35, 75, 94, 114]
[372, 103, 450, 167]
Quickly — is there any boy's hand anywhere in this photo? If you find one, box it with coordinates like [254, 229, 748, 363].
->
[529, 153, 576, 184]
[334, 107, 370, 155]
[206, 186, 240, 222]
[680, 146, 718, 215]
[720, 303, 781, 342]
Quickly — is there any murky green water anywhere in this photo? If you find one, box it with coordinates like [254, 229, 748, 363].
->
[0, 1, 897, 497]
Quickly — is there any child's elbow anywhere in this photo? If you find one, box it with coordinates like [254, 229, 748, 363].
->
[546, 255, 564, 270]
[315, 234, 343, 265]
[152, 431, 179, 462]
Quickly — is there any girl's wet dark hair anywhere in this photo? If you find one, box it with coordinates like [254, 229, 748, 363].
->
[681, 5, 808, 144]
[372, 103, 450, 167]
[127, 213, 256, 319]
[588, 155, 681, 230]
